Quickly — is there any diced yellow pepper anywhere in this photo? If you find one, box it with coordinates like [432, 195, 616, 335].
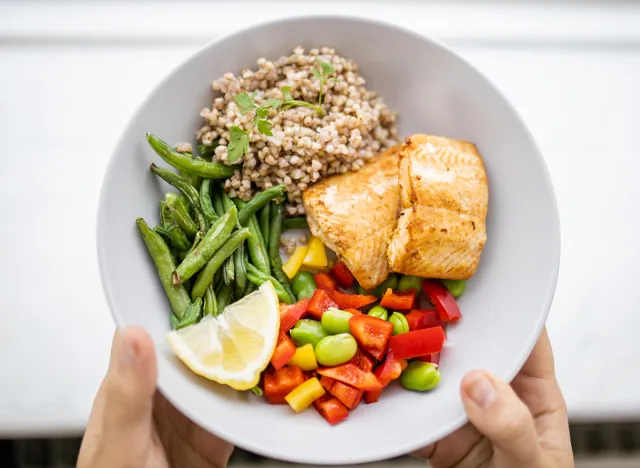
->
[303, 236, 327, 268]
[285, 377, 325, 413]
[287, 344, 318, 371]
[283, 246, 308, 279]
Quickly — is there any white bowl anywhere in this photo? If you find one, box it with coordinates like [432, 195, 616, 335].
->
[97, 15, 560, 465]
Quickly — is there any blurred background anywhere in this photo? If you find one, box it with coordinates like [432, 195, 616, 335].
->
[1, 0, 639, 466]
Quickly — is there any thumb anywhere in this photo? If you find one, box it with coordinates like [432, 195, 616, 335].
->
[101, 327, 157, 442]
[461, 370, 541, 467]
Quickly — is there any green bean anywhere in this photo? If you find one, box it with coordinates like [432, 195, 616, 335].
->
[166, 193, 198, 239]
[203, 285, 219, 317]
[199, 179, 218, 224]
[292, 271, 317, 300]
[244, 281, 257, 295]
[211, 185, 225, 217]
[389, 312, 410, 335]
[442, 279, 466, 298]
[223, 257, 234, 285]
[233, 243, 247, 298]
[191, 228, 251, 299]
[245, 262, 292, 303]
[219, 184, 236, 213]
[400, 361, 440, 392]
[398, 275, 422, 292]
[197, 140, 219, 160]
[237, 185, 286, 226]
[268, 201, 296, 301]
[155, 225, 190, 252]
[216, 284, 233, 311]
[154, 226, 173, 245]
[136, 218, 190, 318]
[170, 297, 203, 330]
[159, 201, 173, 228]
[173, 208, 237, 285]
[368, 305, 389, 321]
[147, 133, 234, 179]
[258, 204, 271, 251]
[290, 319, 328, 347]
[246, 215, 270, 275]
[314, 334, 357, 367]
[181, 169, 201, 191]
[282, 216, 308, 230]
[151, 164, 207, 235]
[321, 308, 352, 335]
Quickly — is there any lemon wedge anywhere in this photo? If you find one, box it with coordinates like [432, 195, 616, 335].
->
[166, 282, 280, 390]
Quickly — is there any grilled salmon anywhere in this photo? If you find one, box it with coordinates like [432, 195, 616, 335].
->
[303, 145, 402, 289]
[387, 134, 488, 279]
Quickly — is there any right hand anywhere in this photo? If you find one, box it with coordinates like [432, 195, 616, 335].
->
[413, 328, 574, 467]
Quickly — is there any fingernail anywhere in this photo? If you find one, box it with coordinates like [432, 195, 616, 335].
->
[118, 332, 138, 368]
[466, 372, 496, 409]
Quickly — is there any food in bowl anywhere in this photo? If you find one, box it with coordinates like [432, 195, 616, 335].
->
[135, 48, 487, 426]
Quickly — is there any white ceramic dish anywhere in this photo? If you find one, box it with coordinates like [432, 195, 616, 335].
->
[97, 15, 560, 465]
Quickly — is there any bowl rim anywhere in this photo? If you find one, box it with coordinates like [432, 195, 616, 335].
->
[97, 13, 561, 465]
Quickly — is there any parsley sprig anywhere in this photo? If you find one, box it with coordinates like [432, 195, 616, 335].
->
[226, 61, 335, 163]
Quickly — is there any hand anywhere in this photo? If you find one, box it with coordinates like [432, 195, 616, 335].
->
[78, 327, 234, 468]
[414, 328, 574, 468]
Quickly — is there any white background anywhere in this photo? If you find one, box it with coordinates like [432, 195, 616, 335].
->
[0, 0, 639, 437]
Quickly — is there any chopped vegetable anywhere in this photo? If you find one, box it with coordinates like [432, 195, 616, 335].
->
[405, 309, 442, 331]
[349, 348, 375, 372]
[290, 319, 329, 347]
[417, 352, 441, 365]
[287, 344, 319, 371]
[282, 245, 308, 279]
[330, 262, 355, 288]
[327, 290, 377, 310]
[343, 308, 362, 315]
[307, 289, 338, 320]
[379, 288, 416, 310]
[303, 236, 328, 268]
[264, 365, 306, 404]
[327, 380, 363, 410]
[375, 350, 407, 386]
[314, 334, 358, 367]
[313, 396, 349, 425]
[271, 332, 297, 370]
[371, 274, 398, 298]
[314, 273, 338, 291]
[349, 314, 394, 360]
[285, 377, 326, 413]
[319, 375, 336, 391]
[397, 275, 422, 292]
[422, 280, 462, 322]
[400, 361, 440, 391]
[279, 298, 310, 333]
[441, 279, 466, 298]
[317, 362, 383, 391]
[389, 326, 446, 360]
[291, 272, 317, 300]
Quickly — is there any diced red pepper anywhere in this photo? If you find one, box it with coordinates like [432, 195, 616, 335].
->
[313, 395, 349, 425]
[264, 365, 305, 404]
[329, 262, 356, 288]
[390, 326, 446, 360]
[364, 388, 382, 404]
[314, 273, 338, 291]
[379, 288, 416, 310]
[417, 352, 441, 365]
[317, 363, 383, 391]
[349, 314, 394, 360]
[270, 332, 297, 370]
[422, 280, 462, 322]
[405, 309, 442, 331]
[307, 289, 338, 320]
[328, 381, 363, 409]
[328, 290, 378, 310]
[319, 375, 336, 391]
[375, 350, 407, 386]
[349, 348, 375, 372]
[279, 298, 310, 333]
[343, 308, 362, 315]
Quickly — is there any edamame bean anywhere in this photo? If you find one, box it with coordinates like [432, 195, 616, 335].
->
[368, 305, 388, 321]
[398, 275, 422, 292]
[292, 271, 317, 300]
[389, 312, 409, 335]
[356, 284, 370, 295]
[371, 274, 398, 298]
[400, 361, 440, 391]
[290, 319, 328, 347]
[321, 308, 352, 335]
[442, 279, 466, 298]
[314, 334, 358, 367]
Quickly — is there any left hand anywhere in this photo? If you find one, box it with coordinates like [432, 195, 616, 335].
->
[77, 327, 234, 468]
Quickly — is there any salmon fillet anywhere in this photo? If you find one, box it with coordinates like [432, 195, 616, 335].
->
[302, 145, 402, 289]
[387, 134, 488, 279]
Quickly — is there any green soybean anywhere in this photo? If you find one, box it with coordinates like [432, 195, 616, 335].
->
[398, 275, 422, 292]
[371, 274, 398, 298]
[314, 334, 357, 367]
[290, 319, 328, 347]
[136, 218, 190, 319]
[292, 271, 317, 300]
[389, 312, 409, 335]
[400, 361, 441, 391]
[368, 305, 389, 321]
[321, 308, 353, 335]
[442, 279, 466, 298]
